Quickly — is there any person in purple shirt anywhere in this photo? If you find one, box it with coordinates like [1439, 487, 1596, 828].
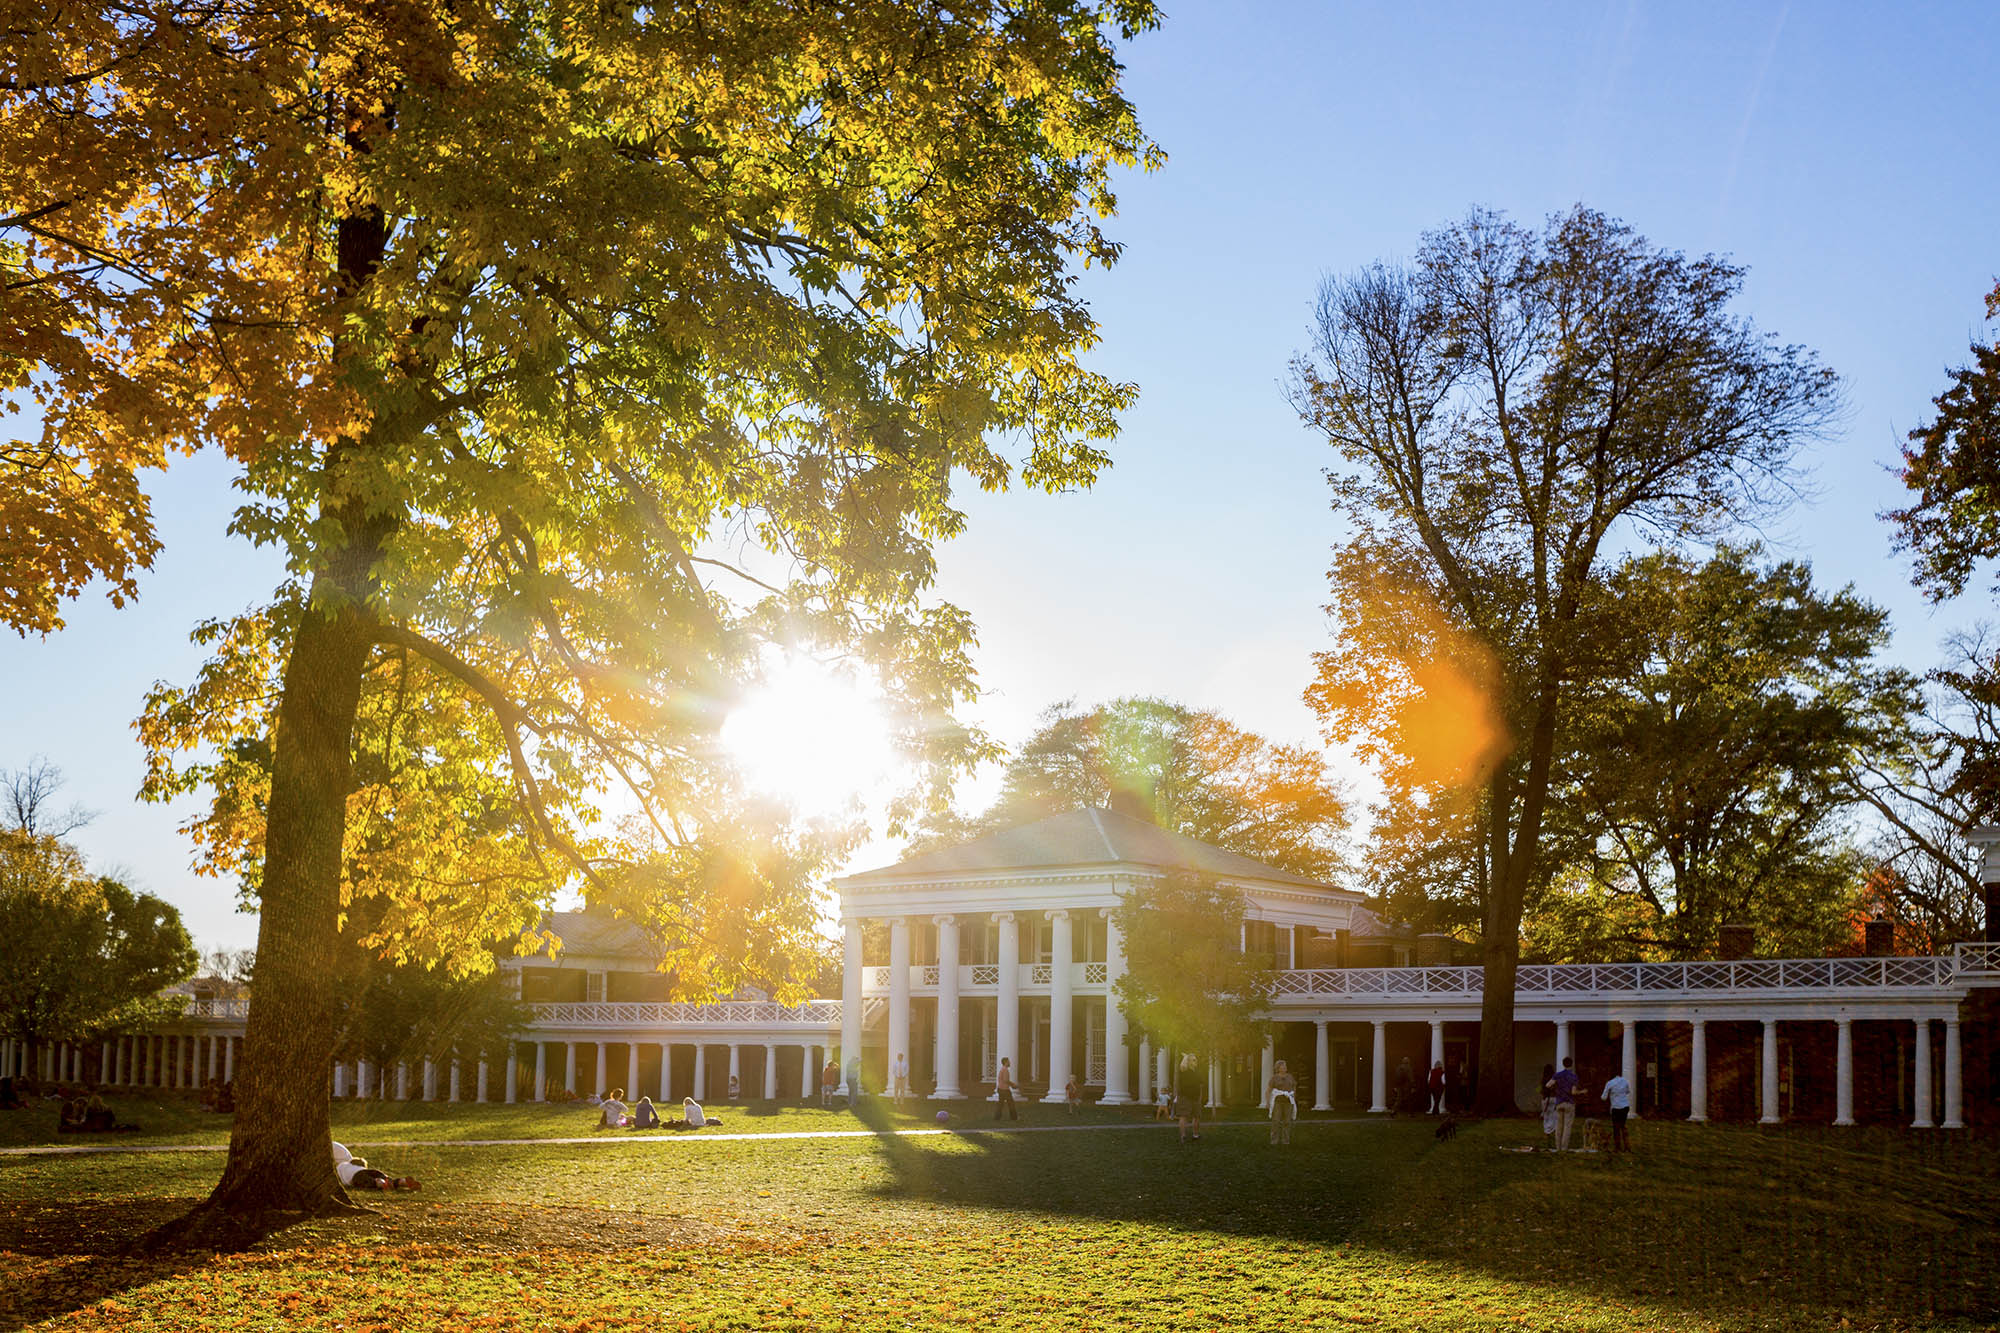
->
[1550, 1057, 1581, 1152]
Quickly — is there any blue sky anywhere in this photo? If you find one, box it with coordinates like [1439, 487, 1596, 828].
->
[5, 1, 1996, 953]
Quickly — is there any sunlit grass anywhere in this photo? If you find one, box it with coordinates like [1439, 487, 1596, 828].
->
[2, 1108, 1993, 1331]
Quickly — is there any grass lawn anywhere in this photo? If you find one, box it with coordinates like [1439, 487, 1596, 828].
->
[1, 1102, 1993, 1331]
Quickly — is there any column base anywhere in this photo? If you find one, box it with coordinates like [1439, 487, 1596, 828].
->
[931, 1087, 963, 1100]
[1097, 1093, 1132, 1106]
[1367, 1103, 1388, 1114]
[1312, 1102, 1332, 1112]
[1912, 1117, 1935, 1129]
[1041, 1091, 1068, 1104]
[1686, 1113, 1707, 1123]
[1759, 1115, 1781, 1125]
[1833, 1116, 1856, 1127]
[1942, 1117, 1964, 1130]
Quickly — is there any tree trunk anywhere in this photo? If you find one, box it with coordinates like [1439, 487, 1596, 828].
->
[161, 590, 377, 1246]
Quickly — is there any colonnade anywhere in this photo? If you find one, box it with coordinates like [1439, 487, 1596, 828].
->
[329, 1038, 831, 1104]
[1334, 1013, 1967, 1129]
[0, 1033, 240, 1089]
[838, 907, 1134, 1106]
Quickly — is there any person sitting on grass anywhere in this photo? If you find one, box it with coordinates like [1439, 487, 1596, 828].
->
[598, 1088, 629, 1128]
[667, 1095, 721, 1130]
[631, 1095, 660, 1129]
[57, 1096, 88, 1133]
[331, 1140, 419, 1192]
[216, 1080, 235, 1113]
[83, 1093, 116, 1132]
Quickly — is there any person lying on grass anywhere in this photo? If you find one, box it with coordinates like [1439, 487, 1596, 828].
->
[332, 1140, 419, 1192]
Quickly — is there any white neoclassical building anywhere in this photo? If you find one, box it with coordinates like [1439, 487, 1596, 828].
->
[15, 806, 1998, 1128]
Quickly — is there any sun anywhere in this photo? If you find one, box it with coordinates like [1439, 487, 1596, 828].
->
[719, 657, 899, 817]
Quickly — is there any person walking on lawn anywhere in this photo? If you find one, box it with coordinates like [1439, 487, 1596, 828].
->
[993, 1056, 1019, 1121]
[1601, 1069, 1633, 1152]
[1427, 1061, 1447, 1115]
[1267, 1059, 1298, 1145]
[1551, 1057, 1582, 1151]
[1173, 1053, 1203, 1144]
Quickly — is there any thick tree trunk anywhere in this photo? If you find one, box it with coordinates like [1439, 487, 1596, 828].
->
[161, 590, 377, 1246]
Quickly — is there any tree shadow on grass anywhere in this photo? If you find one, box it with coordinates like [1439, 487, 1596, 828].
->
[859, 1113, 2000, 1327]
[0, 1198, 224, 1332]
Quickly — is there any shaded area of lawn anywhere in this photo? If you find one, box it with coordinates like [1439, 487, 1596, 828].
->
[0, 1112, 1993, 1331]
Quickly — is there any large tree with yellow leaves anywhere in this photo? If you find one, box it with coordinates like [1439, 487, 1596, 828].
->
[1290, 208, 1840, 1114]
[3, 0, 1158, 1235]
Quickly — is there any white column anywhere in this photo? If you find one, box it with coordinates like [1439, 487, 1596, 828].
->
[1911, 1019, 1934, 1127]
[1428, 1020, 1444, 1076]
[477, 1059, 490, 1103]
[728, 1043, 742, 1097]
[1259, 1035, 1275, 1109]
[1943, 1017, 1964, 1130]
[1314, 1021, 1332, 1111]
[693, 1044, 707, 1100]
[763, 1043, 778, 1099]
[1554, 1018, 1571, 1067]
[1137, 1037, 1153, 1103]
[1155, 1046, 1170, 1101]
[933, 914, 962, 1098]
[332, 1061, 348, 1098]
[995, 913, 1019, 1099]
[1759, 1019, 1780, 1125]
[659, 1043, 674, 1103]
[1834, 1018, 1854, 1126]
[887, 917, 913, 1093]
[595, 1043, 609, 1097]
[1206, 1055, 1221, 1109]
[100, 1040, 111, 1084]
[1688, 1020, 1708, 1122]
[564, 1041, 579, 1098]
[532, 1043, 546, 1101]
[223, 1036, 236, 1083]
[1369, 1020, 1388, 1113]
[449, 1058, 463, 1102]
[396, 1062, 410, 1100]
[1101, 909, 1131, 1104]
[628, 1043, 641, 1100]
[356, 1057, 372, 1100]
[1620, 1018, 1639, 1119]
[422, 1058, 437, 1101]
[841, 917, 865, 1096]
[1043, 910, 1073, 1102]
[800, 1044, 814, 1100]
[505, 1049, 518, 1104]
[208, 1035, 221, 1081]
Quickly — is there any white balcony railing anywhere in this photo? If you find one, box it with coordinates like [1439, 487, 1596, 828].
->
[525, 1000, 842, 1028]
[1271, 952, 1981, 1001]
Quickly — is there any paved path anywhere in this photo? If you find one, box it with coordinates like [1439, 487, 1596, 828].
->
[0, 1116, 1382, 1158]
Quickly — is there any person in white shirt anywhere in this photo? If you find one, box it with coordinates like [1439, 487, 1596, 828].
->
[890, 1052, 910, 1107]
[598, 1088, 629, 1129]
[331, 1140, 417, 1191]
[1600, 1072, 1633, 1152]
[675, 1096, 721, 1129]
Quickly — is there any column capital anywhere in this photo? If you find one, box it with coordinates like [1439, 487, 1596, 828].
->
[932, 913, 956, 927]
[992, 911, 1014, 924]
[1836, 1014, 1853, 1027]
[1046, 907, 1069, 922]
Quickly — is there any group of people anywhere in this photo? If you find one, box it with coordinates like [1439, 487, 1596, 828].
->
[199, 1078, 235, 1113]
[591, 1088, 722, 1131]
[56, 1091, 127, 1133]
[1539, 1056, 1634, 1152]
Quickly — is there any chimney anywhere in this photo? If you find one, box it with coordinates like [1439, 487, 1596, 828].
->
[1864, 919, 1895, 958]
[1968, 825, 2000, 942]
[1717, 924, 1755, 960]
[1106, 783, 1154, 823]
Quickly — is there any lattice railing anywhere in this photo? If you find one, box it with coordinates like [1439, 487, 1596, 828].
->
[177, 997, 252, 1019]
[526, 1000, 842, 1028]
[1084, 962, 1108, 984]
[1086, 1054, 1106, 1085]
[1955, 942, 2000, 975]
[1031, 964, 1053, 985]
[920, 966, 939, 986]
[970, 965, 1000, 986]
[862, 966, 891, 991]
[1273, 955, 1965, 999]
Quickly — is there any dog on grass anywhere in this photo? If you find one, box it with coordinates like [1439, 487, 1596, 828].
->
[1434, 1117, 1460, 1142]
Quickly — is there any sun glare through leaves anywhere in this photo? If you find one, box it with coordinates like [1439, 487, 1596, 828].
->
[720, 657, 900, 819]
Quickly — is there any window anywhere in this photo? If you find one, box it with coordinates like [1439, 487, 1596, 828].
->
[519, 967, 587, 1003]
